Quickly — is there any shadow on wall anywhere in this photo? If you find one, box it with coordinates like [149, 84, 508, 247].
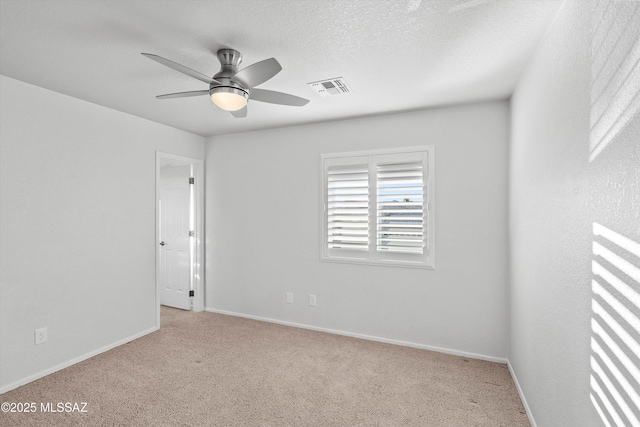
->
[589, 0, 639, 163]
[590, 223, 640, 426]
[588, 1, 640, 424]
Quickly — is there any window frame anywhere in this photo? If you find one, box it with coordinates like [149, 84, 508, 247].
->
[320, 146, 435, 269]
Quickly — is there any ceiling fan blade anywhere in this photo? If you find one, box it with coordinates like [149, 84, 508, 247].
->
[250, 88, 310, 106]
[156, 90, 210, 99]
[142, 53, 220, 85]
[230, 106, 247, 118]
[233, 58, 282, 88]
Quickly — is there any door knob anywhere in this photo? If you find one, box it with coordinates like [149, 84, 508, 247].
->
[159, 241, 166, 246]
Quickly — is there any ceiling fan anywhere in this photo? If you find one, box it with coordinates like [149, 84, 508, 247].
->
[141, 48, 310, 118]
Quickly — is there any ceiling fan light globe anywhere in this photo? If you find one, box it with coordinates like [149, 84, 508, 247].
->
[210, 87, 248, 111]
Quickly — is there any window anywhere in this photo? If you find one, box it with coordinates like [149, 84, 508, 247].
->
[321, 146, 435, 269]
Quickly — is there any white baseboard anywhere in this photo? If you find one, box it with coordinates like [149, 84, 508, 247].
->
[508, 360, 537, 427]
[0, 326, 158, 395]
[205, 307, 507, 364]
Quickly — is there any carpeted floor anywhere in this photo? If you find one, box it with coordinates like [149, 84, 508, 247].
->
[1, 307, 529, 426]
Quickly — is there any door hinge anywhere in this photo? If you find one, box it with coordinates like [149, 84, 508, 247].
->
[189, 230, 194, 237]
[189, 177, 194, 184]
[189, 290, 194, 297]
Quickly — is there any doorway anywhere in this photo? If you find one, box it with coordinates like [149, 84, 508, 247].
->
[155, 152, 204, 327]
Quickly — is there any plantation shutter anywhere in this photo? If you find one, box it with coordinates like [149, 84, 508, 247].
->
[322, 146, 434, 269]
[376, 161, 424, 254]
[326, 165, 369, 251]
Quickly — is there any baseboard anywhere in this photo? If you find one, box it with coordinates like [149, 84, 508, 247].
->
[508, 360, 537, 427]
[205, 307, 507, 364]
[0, 326, 158, 395]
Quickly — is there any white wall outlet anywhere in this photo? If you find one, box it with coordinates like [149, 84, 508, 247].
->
[35, 327, 47, 345]
[286, 292, 293, 304]
[310, 294, 317, 306]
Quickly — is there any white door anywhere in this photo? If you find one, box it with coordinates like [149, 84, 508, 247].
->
[159, 165, 192, 310]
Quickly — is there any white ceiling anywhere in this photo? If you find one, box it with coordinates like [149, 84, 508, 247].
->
[0, 0, 563, 137]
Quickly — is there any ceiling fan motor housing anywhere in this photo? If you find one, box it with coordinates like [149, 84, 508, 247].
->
[210, 48, 250, 102]
[216, 48, 242, 75]
[209, 85, 248, 101]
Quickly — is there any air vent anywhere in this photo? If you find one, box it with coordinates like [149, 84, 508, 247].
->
[308, 77, 351, 97]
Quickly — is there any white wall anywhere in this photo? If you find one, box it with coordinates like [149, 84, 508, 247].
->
[206, 101, 510, 360]
[510, 0, 640, 425]
[0, 75, 204, 392]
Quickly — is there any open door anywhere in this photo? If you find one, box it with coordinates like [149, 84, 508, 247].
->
[155, 153, 204, 324]
[159, 164, 192, 310]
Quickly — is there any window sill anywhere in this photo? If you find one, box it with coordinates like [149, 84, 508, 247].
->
[320, 255, 435, 270]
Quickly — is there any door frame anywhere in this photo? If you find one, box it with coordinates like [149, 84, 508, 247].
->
[155, 151, 205, 326]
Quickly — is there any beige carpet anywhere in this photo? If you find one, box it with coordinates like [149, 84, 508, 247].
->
[1, 307, 529, 426]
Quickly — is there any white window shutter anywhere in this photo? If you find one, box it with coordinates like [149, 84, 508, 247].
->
[376, 161, 424, 254]
[321, 146, 434, 269]
[327, 165, 369, 251]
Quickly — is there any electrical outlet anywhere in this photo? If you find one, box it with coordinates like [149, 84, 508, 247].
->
[310, 294, 316, 306]
[35, 327, 47, 345]
[286, 292, 293, 304]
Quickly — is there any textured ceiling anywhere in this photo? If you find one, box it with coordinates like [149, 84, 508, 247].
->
[0, 0, 563, 137]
